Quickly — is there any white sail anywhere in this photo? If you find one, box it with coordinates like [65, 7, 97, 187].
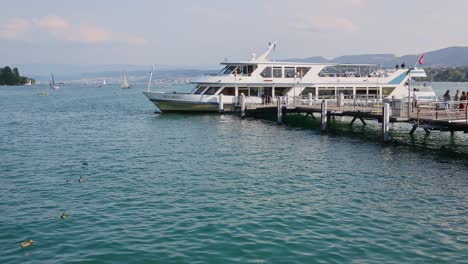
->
[121, 71, 131, 89]
[51, 73, 56, 86]
[50, 73, 59, 89]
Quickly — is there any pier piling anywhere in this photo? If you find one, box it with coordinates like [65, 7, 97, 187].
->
[277, 97, 283, 124]
[465, 107, 468, 124]
[218, 94, 224, 113]
[321, 100, 328, 132]
[240, 93, 246, 119]
[383, 103, 390, 143]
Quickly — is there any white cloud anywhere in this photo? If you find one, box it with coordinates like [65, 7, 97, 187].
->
[0, 18, 31, 39]
[0, 15, 147, 46]
[75, 24, 114, 44]
[34, 15, 69, 32]
[295, 16, 359, 33]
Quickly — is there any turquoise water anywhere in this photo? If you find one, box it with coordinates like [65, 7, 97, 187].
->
[1, 84, 468, 263]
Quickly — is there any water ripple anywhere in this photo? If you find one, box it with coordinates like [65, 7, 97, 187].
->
[0, 85, 467, 263]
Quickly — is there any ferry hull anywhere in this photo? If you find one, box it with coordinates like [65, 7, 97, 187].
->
[151, 100, 235, 112]
[143, 92, 235, 112]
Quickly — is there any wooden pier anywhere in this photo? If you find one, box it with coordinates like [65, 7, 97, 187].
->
[230, 97, 468, 143]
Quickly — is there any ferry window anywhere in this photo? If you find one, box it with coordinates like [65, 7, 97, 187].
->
[194, 86, 207, 94]
[301, 87, 316, 96]
[242, 66, 248, 75]
[203, 87, 219, 95]
[368, 89, 378, 95]
[262, 87, 273, 96]
[356, 89, 367, 95]
[223, 66, 236, 74]
[274, 87, 291, 96]
[220, 87, 235, 96]
[250, 87, 259, 96]
[238, 87, 249, 96]
[273, 67, 282, 78]
[296, 67, 311, 77]
[337, 88, 353, 95]
[319, 89, 335, 96]
[260, 67, 272, 78]
[247, 65, 257, 75]
[284, 67, 295, 78]
[383, 87, 395, 96]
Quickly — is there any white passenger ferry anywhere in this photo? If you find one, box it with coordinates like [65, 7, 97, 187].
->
[143, 43, 435, 112]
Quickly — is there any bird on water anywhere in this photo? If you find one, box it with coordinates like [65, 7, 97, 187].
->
[20, 239, 34, 248]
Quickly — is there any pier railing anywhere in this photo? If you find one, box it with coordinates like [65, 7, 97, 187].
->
[239, 94, 468, 123]
[278, 95, 386, 114]
[414, 100, 468, 123]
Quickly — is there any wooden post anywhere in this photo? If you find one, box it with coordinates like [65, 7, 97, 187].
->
[416, 105, 420, 125]
[321, 100, 328, 132]
[465, 105, 467, 124]
[218, 94, 224, 113]
[240, 93, 246, 119]
[383, 103, 390, 143]
[277, 97, 283, 124]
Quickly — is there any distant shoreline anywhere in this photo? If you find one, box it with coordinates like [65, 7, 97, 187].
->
[0, 66, 35, 86]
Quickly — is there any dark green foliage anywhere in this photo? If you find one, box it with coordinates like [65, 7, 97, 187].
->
[0, 66, 34, 85]
[424, 67, 468, 82]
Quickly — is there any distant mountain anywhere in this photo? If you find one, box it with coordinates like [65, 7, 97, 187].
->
[286, 56, 330, 63]
[10, 46, 468, 82]
[285, 47, 468, 68]
[13, 64, 212, 82]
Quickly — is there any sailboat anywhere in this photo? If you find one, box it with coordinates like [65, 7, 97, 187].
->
[97, 79, 106, 87]
[49, 73, 59, 89]
[121, 71, 132, 89]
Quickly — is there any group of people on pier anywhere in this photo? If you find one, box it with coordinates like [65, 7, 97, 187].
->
[442, 89, 468, 110]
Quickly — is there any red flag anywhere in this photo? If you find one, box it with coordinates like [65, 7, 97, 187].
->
[418, 53, 424, 65]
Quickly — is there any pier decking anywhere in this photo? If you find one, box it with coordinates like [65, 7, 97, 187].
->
[226, 94, 468, 142]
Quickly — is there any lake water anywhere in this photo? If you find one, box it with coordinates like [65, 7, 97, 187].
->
[0, 83, 467, 263]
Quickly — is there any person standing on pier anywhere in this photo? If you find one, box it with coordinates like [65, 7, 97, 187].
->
[454, 90, 461, 109]
[412, 88, 418, 110]
[460, 91, 467, 110]
[443, 90, 451, 110]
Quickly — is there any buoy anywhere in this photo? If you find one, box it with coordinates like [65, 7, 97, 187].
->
[61, 213, 68, 219]
[20, 239, 34, 248]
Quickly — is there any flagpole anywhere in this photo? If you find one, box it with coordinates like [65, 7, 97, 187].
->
[414, 53, 424, 68]
[147, 65, 154, 93]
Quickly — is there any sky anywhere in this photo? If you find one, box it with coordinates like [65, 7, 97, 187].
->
[1, 0, 468, 68]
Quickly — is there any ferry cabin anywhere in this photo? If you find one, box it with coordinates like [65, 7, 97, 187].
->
[193, 62, 411, 99]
